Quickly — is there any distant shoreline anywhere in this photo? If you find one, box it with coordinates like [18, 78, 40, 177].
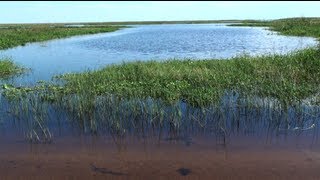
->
[0, 19, 264, 26]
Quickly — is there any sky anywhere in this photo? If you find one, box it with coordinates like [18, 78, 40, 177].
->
[1, 1, 320, 23]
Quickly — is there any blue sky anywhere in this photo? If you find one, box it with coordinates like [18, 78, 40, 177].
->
[1, 1, 320, 23]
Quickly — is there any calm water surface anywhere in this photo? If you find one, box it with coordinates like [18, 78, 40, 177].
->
[0, 23, 317, 85]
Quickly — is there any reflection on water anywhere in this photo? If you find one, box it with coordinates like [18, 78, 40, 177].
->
[1, 90, 319, 151]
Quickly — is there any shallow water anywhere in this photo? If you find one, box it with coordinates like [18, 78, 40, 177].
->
[0, 24, 320, 179]
[1, 100, 320, 179]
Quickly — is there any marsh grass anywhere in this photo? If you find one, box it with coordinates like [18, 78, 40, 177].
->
[0, 25, 124, 50]
[0, 58, 26, 79]
[47, 47, 320, 107]
[2, 47, 320, 143]
[1, 17, 320, 143]
[229, 17, 320, 39]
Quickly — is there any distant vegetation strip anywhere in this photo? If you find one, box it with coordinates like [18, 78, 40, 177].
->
[0, 25, 125, 50]
[228, 17, 320, 39]
[0, 20, 251, 26]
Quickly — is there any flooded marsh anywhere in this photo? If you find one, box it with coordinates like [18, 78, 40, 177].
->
[1, 18, 320, 179]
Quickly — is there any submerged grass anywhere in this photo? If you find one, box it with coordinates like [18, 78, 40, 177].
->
[0, 25, 124, 50]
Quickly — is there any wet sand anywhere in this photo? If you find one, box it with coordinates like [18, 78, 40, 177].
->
[0, 135, 319, 180]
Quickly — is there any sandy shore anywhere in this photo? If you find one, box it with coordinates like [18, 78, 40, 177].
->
[0, 135, 319, 180]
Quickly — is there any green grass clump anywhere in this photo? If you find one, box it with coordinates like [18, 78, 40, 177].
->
[270, 17, 320, 37]
[26, 47, 314, 107]
[4, 48, 320, 107]
[0, 58, 25, 79]
[0, 25, 124, 50]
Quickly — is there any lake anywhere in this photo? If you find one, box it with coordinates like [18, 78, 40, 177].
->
[0, 23, 317, 85]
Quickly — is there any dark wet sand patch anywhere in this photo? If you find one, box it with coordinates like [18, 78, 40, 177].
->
[177, 168, 191, 176]
[90, 163, 127, 176]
